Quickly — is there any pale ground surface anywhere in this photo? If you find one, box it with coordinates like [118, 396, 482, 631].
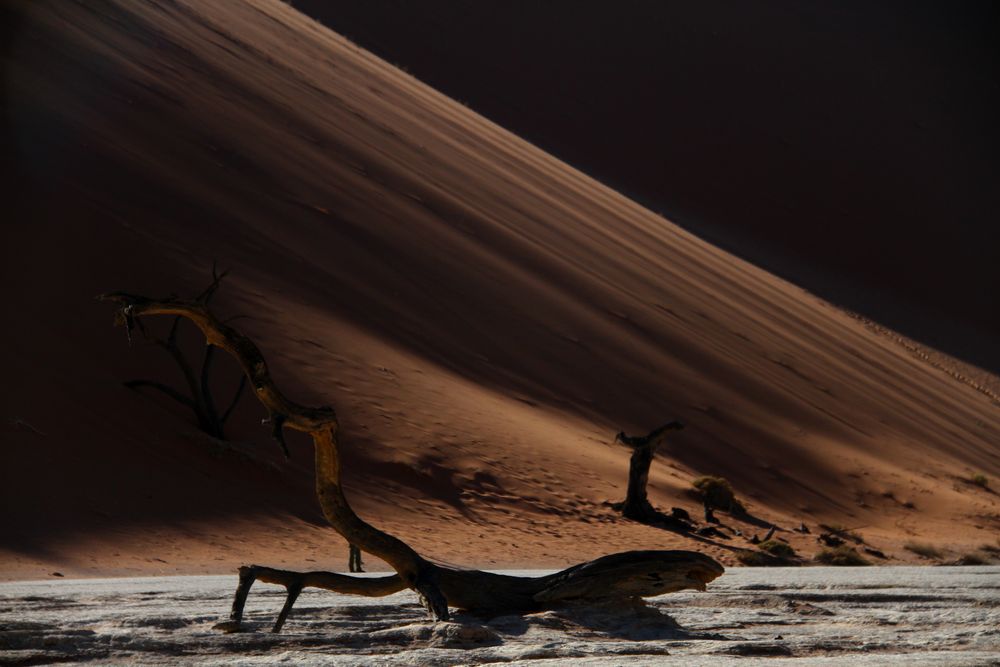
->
[1, 567, 998, 666]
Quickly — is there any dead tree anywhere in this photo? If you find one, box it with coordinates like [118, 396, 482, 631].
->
[100, 290, 723, 629]
[348, 544, 364, 573]
[613, 423, 693, 532]
[122, 266, 246, 440]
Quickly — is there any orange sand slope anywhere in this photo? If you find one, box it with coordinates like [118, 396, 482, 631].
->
[1, 0, 997, 579]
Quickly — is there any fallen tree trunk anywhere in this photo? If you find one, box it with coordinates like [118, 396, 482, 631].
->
[100, 289, 723, 629]
[217, 550, 723, 632]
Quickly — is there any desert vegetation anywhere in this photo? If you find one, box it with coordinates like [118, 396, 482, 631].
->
[952, 553, 989, 566]
[692, 476, 745, 514]
[969, 473, 990, 489]
[759, 540, 796, 559]
[736, 550, 776, 566]
[815, 546, 869, 566]
[735, 540, 798, 567]
[904, 542, 944, 560]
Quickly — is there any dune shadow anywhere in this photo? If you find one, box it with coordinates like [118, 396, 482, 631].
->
[347, 449, 480, 521]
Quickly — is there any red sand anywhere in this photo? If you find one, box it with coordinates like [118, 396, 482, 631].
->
[1, 0, 998, 580]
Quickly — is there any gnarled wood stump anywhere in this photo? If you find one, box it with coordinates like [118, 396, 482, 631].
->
[614, 424, 693, 532]
[101, 289, 724, 631]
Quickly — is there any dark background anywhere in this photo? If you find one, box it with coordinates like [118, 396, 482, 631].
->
[293, 0, 1000, 372]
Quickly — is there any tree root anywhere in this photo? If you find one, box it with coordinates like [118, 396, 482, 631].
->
[101, 289, 725, 628]
[213, 564, 406, 633]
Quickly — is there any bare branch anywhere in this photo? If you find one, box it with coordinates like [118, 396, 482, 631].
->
[123, 380, 198, 410]
[153, 337, 202, 409]
[200, 345, 221, 432]
[195, 261, 230, 305]
[167, 315, 182, 346]
[9, 418, 47, 437]
[221, 375, 247, 424]
[262, 412, 290, 459]
[109, 270, 244, 442]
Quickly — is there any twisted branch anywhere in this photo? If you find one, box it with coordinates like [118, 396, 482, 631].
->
[100, 289, 723, 629]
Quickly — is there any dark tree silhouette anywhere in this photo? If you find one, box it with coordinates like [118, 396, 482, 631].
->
[121, 266, 246, 441]
[613, 423, 693, 532]
[348, 544, 364, 573]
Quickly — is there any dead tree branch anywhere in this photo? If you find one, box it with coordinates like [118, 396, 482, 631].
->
[100, 289, 723, 629]
[121, 265, 246, 440]
[348, 544, 364, 573]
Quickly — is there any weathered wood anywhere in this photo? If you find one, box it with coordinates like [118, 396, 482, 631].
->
[217, 551, 723, 630]
[213, 564, 407, 633]
[102, 289, 724, 630]
[614, 423, 692, 531]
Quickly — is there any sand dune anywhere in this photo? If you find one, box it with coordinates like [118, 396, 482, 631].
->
[1, 0, 998, 580]
[291, 1, 1000, 375]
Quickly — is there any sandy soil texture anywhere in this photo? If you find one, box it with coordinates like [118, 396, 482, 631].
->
[1, 567, 998, 665]
[1, 0, 998, 579]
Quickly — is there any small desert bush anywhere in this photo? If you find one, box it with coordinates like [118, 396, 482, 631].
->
[954, 553, 988, 566]
[815, 546, 869, 566]
[760, 540, 796, 558]
[904, 542, 943, 559]
[737, 541, 798, 567]
[737, 550, 772, 566]
[970, 473, 989, 489]
[820, 524, 864, 544]
[692, 476, 744, 512]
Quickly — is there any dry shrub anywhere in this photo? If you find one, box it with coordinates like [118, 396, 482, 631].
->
[737, 541, 798, 567]
[815, 546, 869, 566]
[760, 540, 796, 558]
[904, 542, 943, 559]
[736, 550, 783, 566]
[692, 476, 744, 512]
[953, 553, 988, 566]
[819, 524, 864, 544]
[737, 550, 771, 566]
